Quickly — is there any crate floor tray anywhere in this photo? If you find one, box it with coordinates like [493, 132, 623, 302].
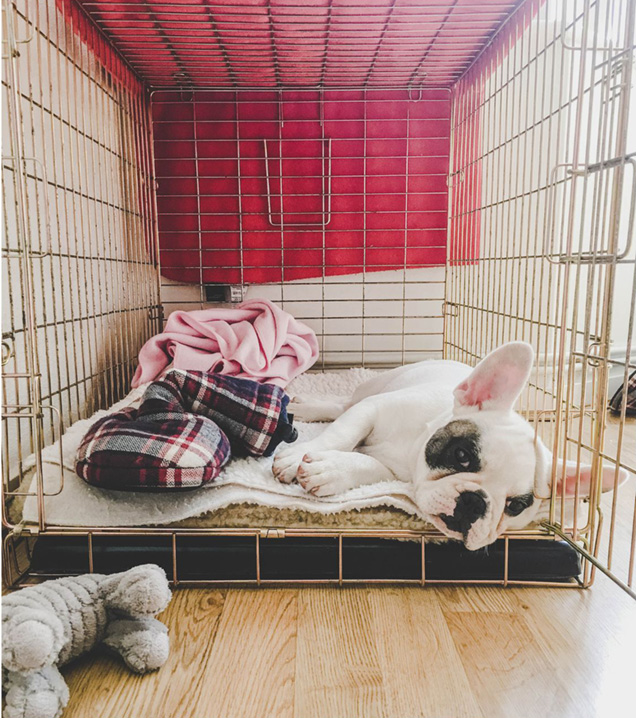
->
[29, 535, 581, 584]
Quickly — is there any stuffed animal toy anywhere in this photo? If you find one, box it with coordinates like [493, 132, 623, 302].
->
[2, 564, 172, 718]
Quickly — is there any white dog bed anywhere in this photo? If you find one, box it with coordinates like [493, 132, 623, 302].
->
[19, 369, 431, 529]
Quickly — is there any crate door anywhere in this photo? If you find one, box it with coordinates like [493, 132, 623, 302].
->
[445, 0, 636, 597]
[542, 0, 636, 595]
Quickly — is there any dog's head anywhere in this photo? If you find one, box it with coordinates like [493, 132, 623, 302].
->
[414, 342, 629, 550]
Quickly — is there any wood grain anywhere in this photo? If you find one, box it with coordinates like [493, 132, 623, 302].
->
[183, 589, 297, 718]
[62, 588, 226, 718]
[367, 587, 483, 718]
[506, 585, 636, 718]
[443, 610, 577, 718]
[16, 577, 634, 718]
[434, 585, 518, 613]
[295, 587, 386, 718]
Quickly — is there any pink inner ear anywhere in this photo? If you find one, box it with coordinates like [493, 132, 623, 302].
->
[556, 462, 628, 496]
[456, 379, 493, 409]
[559, 466, 592, 497]
[556, 462, 597, 498]
[456, 364, 521, 409]
[455, 343, 535, 410]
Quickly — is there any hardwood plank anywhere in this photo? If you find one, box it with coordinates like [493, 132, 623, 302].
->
[434, 585, 517, 613]
[367, 587, 483, 718]
[62, 588, 226, 718]
[14, 577, 635, 718]
[507, 582, 636, 718]
[182, 589, 297, 718]
[294, 587, 386, 718]
[598, 474, 636, 580]
[444, 610, 579, 718]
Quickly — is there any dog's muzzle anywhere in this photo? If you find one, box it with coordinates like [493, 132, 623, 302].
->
[438, 490, 488, 538]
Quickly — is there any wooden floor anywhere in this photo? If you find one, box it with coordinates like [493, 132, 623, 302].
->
[58, 575, 635, 718]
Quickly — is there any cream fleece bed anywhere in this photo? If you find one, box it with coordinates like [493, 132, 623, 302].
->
[13, 369, 435, 531]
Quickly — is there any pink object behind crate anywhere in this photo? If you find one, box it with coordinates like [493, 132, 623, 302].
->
[132, 298, 319, 389]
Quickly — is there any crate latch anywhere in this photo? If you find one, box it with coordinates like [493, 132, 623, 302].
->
[260, 528, 286, 539]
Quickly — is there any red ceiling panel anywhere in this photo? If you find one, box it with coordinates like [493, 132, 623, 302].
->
[77, 0, 523, 89]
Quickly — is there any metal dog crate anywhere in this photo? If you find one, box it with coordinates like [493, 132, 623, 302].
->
[2, 0, 635, 596]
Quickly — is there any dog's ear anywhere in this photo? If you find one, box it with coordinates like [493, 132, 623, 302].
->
[553, 458, 630, 497]
[453, 342, 534, 412]
[534, 439, 630, 498]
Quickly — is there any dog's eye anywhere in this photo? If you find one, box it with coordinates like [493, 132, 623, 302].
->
[505, 497, 529, 516]
[454, 447, 472, 469]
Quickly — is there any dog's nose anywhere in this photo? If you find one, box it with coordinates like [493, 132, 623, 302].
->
[440, 490, 488, 536]
[456, 490, 488, 521]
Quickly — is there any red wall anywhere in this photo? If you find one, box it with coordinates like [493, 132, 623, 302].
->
[152, 89, 450, 284]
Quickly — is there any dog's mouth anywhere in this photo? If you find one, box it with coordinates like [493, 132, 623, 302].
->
[426, 489, 496, 550]
[429, 514, 464, 541]
[428, 514, 498, 551]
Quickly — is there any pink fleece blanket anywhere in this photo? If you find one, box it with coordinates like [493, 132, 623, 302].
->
[132, 299, 319, 389]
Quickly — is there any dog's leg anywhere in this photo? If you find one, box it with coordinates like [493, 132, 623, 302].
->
[296, 450, 395, 496]
[273, 400, 377, 483]
[289, 397, 348, 423]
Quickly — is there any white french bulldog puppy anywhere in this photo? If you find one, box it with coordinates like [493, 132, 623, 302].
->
[273, 342, 628, 550]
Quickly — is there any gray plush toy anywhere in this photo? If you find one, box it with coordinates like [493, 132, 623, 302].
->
[2, 564, 172, 718]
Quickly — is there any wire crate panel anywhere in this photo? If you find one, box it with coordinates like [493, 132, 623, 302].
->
[74, 0, 524, 89]
[445, 0, 636, 595]
[2, 0, 160, 494]
[19, 531, 582, 586]
[152, 88, 449, 285]
[152, 86, 451, 366]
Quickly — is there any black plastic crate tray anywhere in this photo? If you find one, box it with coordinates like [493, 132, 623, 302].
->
[29, 534, 581, 583]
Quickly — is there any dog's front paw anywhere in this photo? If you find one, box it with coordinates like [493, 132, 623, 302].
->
[296, 451, 353, 497]
[272, 443, 311, 483]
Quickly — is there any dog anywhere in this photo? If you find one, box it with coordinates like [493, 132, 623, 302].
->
[273, 342, 628, 550]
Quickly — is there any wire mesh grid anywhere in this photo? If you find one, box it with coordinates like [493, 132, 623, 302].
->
[445, 0, 636, 595]
[1, 0, 635, 596]
[75, 0, 524, 90]
[2, 0, 161, 509]
[152, 87, 449, 367]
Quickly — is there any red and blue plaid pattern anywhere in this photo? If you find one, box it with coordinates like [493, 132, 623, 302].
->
[76, 371, 297, 491]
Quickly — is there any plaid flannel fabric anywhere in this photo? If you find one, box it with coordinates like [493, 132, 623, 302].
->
[76, 380, 231, 490]
[76, 371, 297, 491]
[168, 370, 297, 457]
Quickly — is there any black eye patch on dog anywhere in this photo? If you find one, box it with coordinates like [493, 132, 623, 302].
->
[425, 419, 482, 475]
[504, 492, 534, 516]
